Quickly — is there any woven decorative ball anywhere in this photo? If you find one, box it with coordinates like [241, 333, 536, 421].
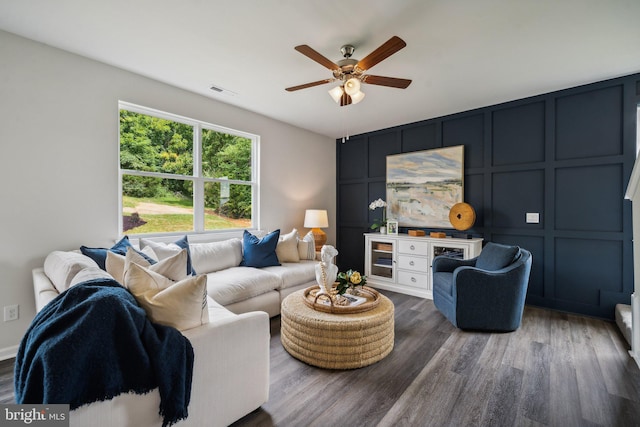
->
[449, 202, 476, 231]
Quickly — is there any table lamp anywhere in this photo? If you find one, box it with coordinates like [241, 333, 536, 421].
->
[304, 209, 329, 251]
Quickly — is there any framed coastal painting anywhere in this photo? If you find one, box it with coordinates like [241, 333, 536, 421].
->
[386, 145, 464, 228]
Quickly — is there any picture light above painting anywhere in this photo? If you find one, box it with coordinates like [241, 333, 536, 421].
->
[386, 145, 464, 229]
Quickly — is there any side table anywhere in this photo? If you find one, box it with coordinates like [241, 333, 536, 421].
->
[280, 289, 394, 369]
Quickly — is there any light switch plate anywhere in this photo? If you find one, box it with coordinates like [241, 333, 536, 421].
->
[526, 213, 540, 224]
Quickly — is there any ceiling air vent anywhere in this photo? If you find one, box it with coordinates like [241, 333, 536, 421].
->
[209, 84, 237, 96]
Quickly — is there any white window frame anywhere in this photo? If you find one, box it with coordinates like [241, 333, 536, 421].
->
[118, 101, 260, 237]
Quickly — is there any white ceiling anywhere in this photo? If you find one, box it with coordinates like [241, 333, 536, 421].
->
[1, 0, 639, 139]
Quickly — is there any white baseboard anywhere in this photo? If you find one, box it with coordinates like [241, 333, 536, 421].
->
[630, 350, 640, 369]
[632, 293, 640, 369]
[0, 344, 18, 361]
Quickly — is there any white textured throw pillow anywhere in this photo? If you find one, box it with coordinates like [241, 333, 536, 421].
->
[106, 248, 153, 285]
[107, 247, 189, 284]
[276, 229, 300, 263]
[124, 261, 208, 331]
[139, 238, 177, 258]
[298, 231, 316, 260]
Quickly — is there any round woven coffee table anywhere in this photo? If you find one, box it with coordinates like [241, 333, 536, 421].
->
[280, 289, 394, 369]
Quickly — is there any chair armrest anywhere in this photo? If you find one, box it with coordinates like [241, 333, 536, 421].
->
[432, 255, 477, 273]
[453, 260, 530, 307]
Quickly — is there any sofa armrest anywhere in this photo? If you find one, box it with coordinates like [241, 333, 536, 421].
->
[32, 267, 60, 313]
[70, 309, 270, 427]
[181, 310, 270, 427]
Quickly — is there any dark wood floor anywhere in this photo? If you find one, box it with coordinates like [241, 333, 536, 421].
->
[231, 292, 640, 427]
[0, 355, 14, 405]
[2, 291, 639, 426]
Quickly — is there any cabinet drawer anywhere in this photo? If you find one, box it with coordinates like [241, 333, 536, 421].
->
[397, 270, 429, 289]
[397, 255, 429, 272]
[398, 240, 429, 255]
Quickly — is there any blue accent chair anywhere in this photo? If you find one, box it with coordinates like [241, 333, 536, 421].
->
[432, 242, 532, 332]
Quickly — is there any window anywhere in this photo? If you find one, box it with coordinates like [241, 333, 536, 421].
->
[119, 102, 258, 235]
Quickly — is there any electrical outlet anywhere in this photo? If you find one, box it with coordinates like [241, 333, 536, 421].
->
[4, 305, 19, 322]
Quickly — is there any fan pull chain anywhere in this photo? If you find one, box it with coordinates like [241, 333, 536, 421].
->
[341, 104, 350, 143]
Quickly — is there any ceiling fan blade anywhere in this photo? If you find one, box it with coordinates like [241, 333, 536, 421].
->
[294, 45, 340, 71]
[285, 79, 333, 92]
[362, 75, 412, 89]
[357, 36, 407, 71]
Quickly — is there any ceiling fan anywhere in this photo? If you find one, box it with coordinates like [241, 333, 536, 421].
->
[285, 36, 412, 106]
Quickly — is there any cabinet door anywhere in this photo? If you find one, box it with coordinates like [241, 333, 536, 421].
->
[368, 238, 394, 281]
[431, 243, 468, 259]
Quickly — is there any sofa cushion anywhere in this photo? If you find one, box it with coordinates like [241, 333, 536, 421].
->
[263, 260, 316, 290]
[69, 267, 113, 288]
[205, 267, 281, 306]
[298, 231, 316, 260]
[44, 251, 100, 293]
[475, 242, 519, 271]
[241, 229, 281, 268]
[124, 259, 208, 331]
[140, 235, 195, 275]
[276, 229, 300, 263]
[190, 238, 243, 274]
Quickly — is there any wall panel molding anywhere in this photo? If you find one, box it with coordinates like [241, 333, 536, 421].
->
[337, 72, 639, 319]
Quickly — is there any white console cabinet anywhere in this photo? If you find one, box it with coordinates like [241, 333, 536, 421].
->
[364, 233, 483, 299]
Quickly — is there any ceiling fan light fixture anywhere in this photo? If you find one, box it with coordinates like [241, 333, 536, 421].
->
[288, 36, 410, 107]
[344, 77, 361, 95]
[350, 90, 365, 104]
[328, 85, 344, 103]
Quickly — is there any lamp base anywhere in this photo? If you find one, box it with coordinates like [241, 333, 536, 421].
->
[311, 228, 327, 252]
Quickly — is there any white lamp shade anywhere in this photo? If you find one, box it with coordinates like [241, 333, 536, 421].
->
[350, 90, 365, 104]
[344, 78, 361, 95]
[328, 86, 344, 103]
[304, 209, 329, 228]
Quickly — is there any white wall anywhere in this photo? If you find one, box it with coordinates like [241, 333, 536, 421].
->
[0, 30, 335, 356]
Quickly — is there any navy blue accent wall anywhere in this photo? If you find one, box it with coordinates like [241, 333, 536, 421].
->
[336, 73, 640, 319]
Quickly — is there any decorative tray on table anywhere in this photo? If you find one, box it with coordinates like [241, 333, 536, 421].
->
[302, 285, 381, 314]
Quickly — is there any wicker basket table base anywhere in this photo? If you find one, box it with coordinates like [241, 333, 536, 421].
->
[280, 289, 394, 369]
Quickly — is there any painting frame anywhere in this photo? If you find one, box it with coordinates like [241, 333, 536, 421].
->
[386, 145, 464, 229]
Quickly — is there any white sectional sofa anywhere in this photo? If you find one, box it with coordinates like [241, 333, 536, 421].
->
[29, 230, 318, 427]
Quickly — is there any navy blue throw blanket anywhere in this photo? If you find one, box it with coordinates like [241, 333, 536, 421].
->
[14, 278, 194, 427]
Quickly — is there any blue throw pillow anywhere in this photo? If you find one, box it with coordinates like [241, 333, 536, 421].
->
[80, 236, 156, 270]
[171, 235, 196, 275]
[475, 242, 519, 271]
[241, 230, 281, 268]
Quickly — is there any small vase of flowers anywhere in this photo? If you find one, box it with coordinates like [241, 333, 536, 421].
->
[369, 198, 387, 232]
[336, 269, 367, 295]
